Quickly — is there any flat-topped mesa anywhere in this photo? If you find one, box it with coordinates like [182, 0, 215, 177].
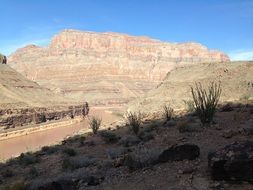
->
[8, 29, 230, 106]
[49, 30, 229, 62]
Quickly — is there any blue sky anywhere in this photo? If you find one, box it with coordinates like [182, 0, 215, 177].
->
[0, 0, 253, 60]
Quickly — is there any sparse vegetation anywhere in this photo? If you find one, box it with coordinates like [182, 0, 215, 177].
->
[62, 147, 77, 157]
[240, 93, 251, 103]
[41, 145, 60, 154]
[177, 120, 190, 133]
[28, 166, 39, 179]
[18, 152, 39, 166]
[88, 116, 102, 134]
[162, 105, 174, 121]
[191, 82, 221, 125]
[144, 123, 159, 133]
[126, 112, 142, 135]
[100, 131, 120, 143]
[62, 155, 97, 170]
[183, 100, 195, 113]
[0, 180, 27, 190]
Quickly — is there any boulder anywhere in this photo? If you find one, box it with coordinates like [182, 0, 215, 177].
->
[158, 144, 200, 162]
[208, 141, 253, 182]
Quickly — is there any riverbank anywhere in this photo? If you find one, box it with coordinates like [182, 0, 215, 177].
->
[0, 107, 123, 160]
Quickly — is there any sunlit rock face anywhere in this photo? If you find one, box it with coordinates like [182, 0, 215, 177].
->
[9, 29, 230, 106]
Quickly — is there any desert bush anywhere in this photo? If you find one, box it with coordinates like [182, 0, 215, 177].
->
[240, 93, 251, 103]
[100, 131, 120, 143]
[191, 82, 221, 125]
[144, 123, 159, 133]
[28, 166, 39, 179]
[124, 146, 161, 170]
[1, 168, 14, 178]
[18, 152, 39, 166]
[177, 120, 191, 133]
[62, 155, 97, 170]
[41, 145, 60, 154]
[62, 147, 77, 157]
[183, 100, 195, 113]
[106, 147, 127, 159]
[88, 116, 102, 134]
[0, 180, 27, 190]
[126, 112, 142, 135]
[138, 131, 154, 142]
[119, 135, 141, 147]
[162, 105, 174, 121]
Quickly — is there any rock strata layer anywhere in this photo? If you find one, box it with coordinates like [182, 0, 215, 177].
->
[8, 29, 230, 106]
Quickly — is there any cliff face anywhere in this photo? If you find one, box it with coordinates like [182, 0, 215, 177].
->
[9, 29, 230, 106]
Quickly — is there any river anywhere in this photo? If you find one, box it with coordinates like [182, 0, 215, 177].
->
[0, 108, 122, 160]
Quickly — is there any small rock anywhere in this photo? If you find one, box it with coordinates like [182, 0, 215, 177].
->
[222, 129, 240, 139]
[165, 120, 177, 127]
[192, 177, 210, 190]
[220, 103, 234, 112]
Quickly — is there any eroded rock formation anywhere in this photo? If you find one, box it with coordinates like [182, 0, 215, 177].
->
[9, 29, 230, 106]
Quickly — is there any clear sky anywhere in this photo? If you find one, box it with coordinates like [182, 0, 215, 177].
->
[0, 0, 253, 60]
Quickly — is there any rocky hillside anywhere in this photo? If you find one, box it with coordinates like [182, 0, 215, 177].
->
[8, 29, 229, 106]
[128, 61, 253, 114]
[0, 64, 77, 109]
[0, 101, 253, 190]
[0, 64, 88, 130]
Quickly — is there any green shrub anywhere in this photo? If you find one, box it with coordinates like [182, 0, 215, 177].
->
[162, 105, 174, 121]
[62, 148, 77, 157]
[100, 131, 119, 143]
[191, 82, 221, 126]
[88, 116, 102, 134]
[126, 112, 142, 135]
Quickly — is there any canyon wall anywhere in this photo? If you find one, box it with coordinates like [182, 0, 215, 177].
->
[9, 29, 230, 106]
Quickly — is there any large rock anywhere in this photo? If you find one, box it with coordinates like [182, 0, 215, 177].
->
[208, 141, 253, 182]
[8, 29, 229, 106]
[158, 144, 200, 162]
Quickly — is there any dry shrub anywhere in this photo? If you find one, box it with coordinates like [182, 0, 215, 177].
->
[191, 82, 221, 126]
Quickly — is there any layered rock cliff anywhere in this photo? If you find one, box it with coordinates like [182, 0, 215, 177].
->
[9, 29, 230, 106]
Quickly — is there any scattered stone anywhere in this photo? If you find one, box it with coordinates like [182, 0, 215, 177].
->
[192, 177, 210, 190]
[158, 144, 200, 162]
[243, 127, 253, 135]
[164, 120, 177, 127]
[222, 129, 240, 139]
[220, 103, 234, 112]
[208, 141, 253, 182]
